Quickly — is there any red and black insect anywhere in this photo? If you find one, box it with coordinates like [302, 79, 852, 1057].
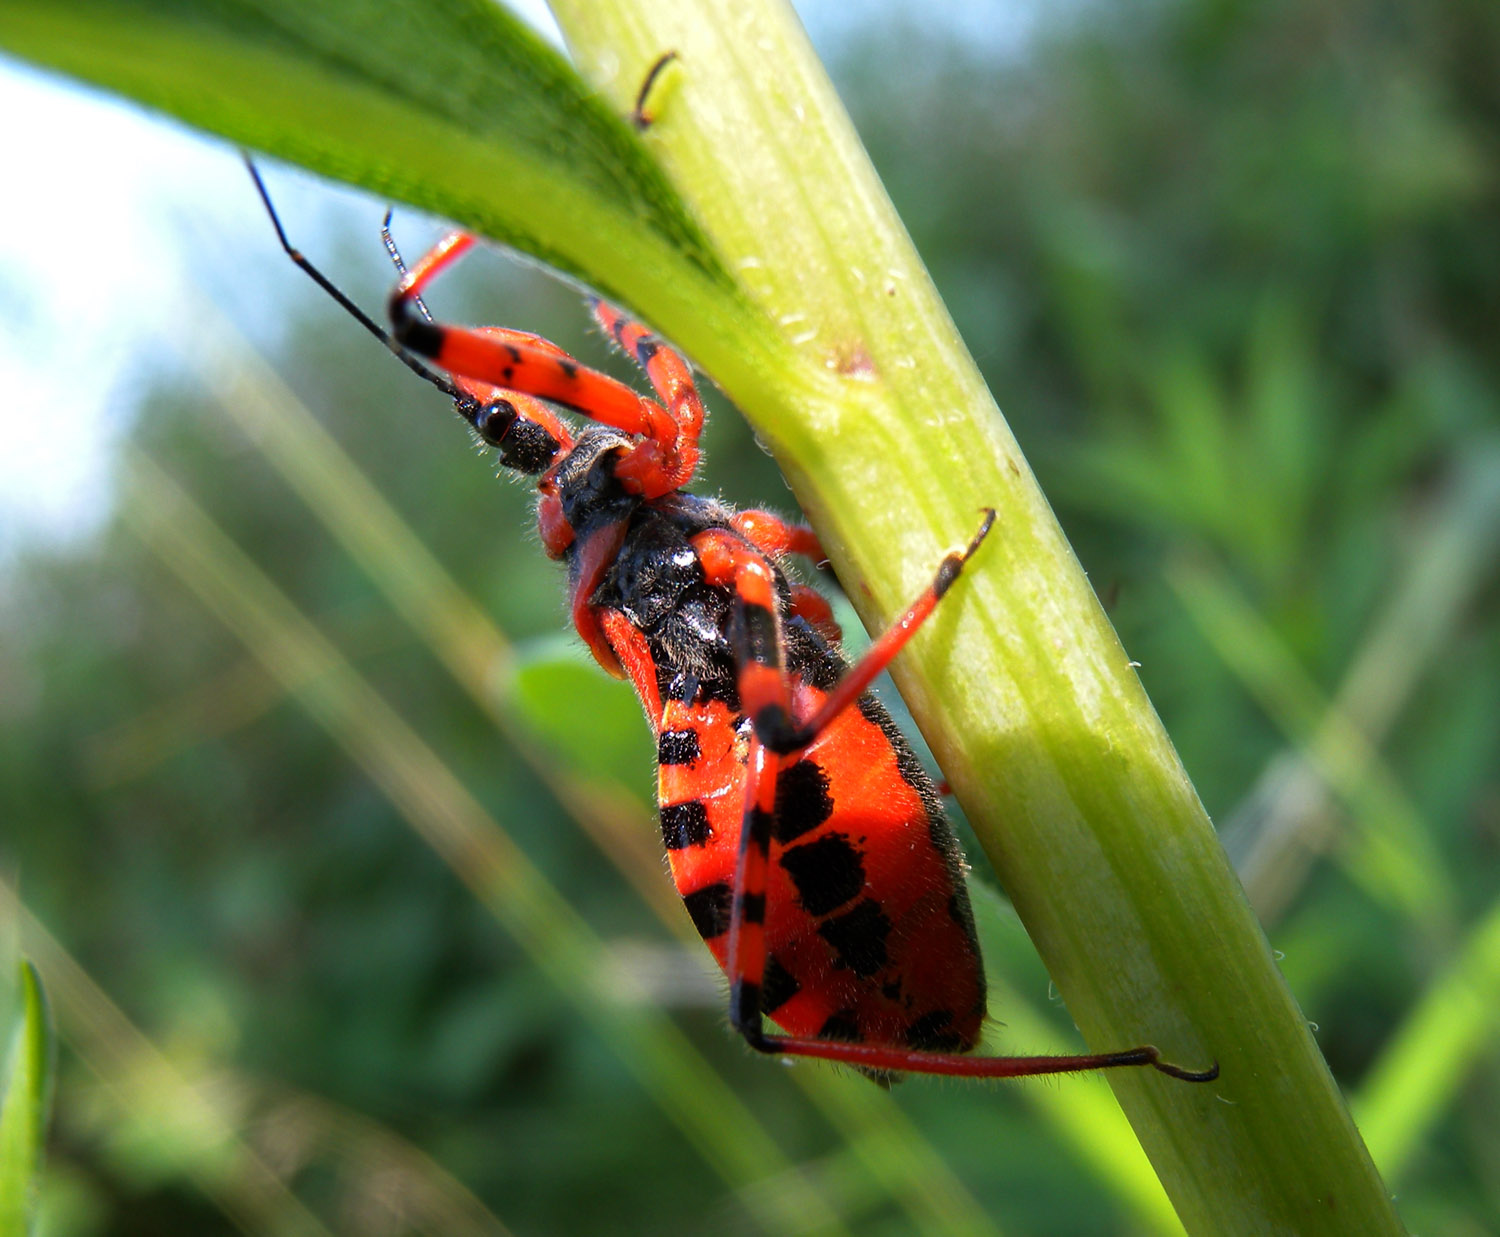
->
[248, 160, 1215, 1085]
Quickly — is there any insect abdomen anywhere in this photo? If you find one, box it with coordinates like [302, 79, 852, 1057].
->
[657, 676, 987, 1053]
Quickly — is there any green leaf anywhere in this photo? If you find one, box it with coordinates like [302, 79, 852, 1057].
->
[0, 0, 752, 334]
[0, 961, 55, 1237]
[510, 642, 654, 793]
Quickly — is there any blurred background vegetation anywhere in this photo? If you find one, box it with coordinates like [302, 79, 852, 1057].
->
[2, 0, 1498, 1232]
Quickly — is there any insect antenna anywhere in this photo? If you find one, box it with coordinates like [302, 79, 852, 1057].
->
[243, 154, 467, 405]
[380, 210, 439, 325]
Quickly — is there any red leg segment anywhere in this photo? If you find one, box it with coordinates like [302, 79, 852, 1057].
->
[449, 328, 577, 453]
[726, 730, 782, 1043]
[590, 299, 703, 495]
[757, 510, 997, 756]
[690, 528, 793, 732]
[685, 527, 792, 1045]
[787, 584, 841, 644]
[731, 509, 836, 638]
[732, 510, 826, 563]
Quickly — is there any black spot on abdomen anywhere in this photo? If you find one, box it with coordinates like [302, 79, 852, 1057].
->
[773, 759, 834, 843]
[818, 1010, 863, 1042]
[779, 832, 865, 916]
[683, 882, 732, 939]
[903, 1009, 964, 1052]
[818, 899, 891, 977]
[761, 955, 800, 1014]
[658, 729, 700, 766]
[660, 800, 711, 849]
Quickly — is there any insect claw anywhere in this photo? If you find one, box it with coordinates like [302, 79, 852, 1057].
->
[631, 49, 681, 129]
[966, 507, 997, 558]
[1149, 1053, 1221, 1083]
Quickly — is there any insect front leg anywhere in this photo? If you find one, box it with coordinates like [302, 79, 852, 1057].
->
[590, 299, 705, 495]
[385, 239, 685, 487]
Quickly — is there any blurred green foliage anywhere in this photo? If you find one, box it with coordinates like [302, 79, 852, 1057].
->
[2, 0, 1498, 1232]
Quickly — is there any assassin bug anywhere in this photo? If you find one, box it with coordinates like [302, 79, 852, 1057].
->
[247, 160, 1216, 1086]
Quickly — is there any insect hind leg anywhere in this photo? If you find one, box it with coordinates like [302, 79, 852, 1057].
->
[752, 509, 995, 756]
[703, 513, 1217, 1083]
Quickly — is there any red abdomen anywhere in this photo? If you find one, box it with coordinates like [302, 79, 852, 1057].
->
[657, 678, 988, 1054]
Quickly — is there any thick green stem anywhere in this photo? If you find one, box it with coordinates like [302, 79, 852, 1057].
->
[548, 2, 1401, 1232]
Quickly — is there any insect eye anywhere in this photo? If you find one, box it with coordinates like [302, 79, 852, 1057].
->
[476, 399, 520, 446]
[475, 400, 561, 474]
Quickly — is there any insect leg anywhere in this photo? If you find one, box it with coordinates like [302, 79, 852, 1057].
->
[589, 299, 704, 495]
[686, 529, 795, 1054]
[753, 509, 998, 756]
[731, 510, 827, 564]
[730, 510, 837, 637]
[697, 521, 1218, 1082]
[385, 239, 682, 479]
[786, 584, 841, 644]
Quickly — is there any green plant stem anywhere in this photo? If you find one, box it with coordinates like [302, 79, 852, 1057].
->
[0, 0, 1406, 1228]
[548, 2, 1401, 1232]
[180, 296, 1000, 1237]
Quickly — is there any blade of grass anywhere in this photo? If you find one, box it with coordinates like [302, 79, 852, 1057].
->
[245, 1082, 514, 1237]
[0, 882, 334, 1237]
[119, 450, 849, 1237]
[1166, 556, 1453, 934]
[0, 961, 53, 1237]
[1353, 890, 1500, 1180]
[1226, 441, 1500, 922]
[82, 618, 412, 788]
[0, 886, 513, 1236]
